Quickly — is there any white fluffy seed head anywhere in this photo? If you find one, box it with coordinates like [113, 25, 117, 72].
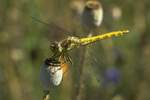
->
[40, 61, 63, 90]
[48, 65, 63, 86]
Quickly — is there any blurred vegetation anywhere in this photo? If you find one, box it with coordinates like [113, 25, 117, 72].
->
[0, 0, 150, 100]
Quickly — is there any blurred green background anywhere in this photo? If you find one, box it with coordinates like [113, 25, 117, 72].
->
[0, 0, 150, 100]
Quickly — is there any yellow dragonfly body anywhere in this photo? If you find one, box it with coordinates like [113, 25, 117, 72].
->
[80, 30, 129, 45]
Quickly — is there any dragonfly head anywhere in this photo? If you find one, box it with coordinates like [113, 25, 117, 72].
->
[49, 41, 64, 59]
[49, 37, 80, 59]
[50, 42, 59, 52]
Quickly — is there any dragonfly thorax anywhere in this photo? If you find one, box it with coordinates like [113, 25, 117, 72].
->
[61, 36, 80, 51]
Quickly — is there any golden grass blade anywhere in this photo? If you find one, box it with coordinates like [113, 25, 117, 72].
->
[80, 30, 129, 45]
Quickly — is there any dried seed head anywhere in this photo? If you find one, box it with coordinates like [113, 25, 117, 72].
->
[40, 58, 63, 91]
[81, 1, 103, 30]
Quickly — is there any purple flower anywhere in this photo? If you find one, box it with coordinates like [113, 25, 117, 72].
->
[102, 68, 121, 86]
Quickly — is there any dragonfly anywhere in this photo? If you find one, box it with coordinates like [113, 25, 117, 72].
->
[49, 30, 129, 64]
[31, 16, 129, 63]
